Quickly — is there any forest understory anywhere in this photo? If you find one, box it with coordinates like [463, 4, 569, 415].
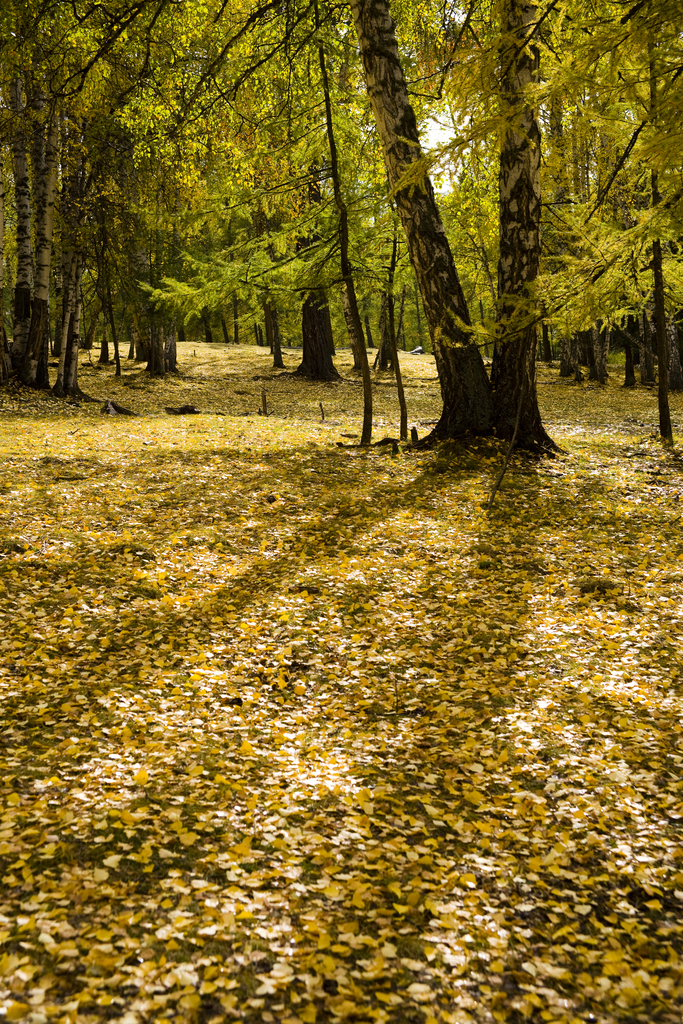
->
[1, 345, 682, 1024]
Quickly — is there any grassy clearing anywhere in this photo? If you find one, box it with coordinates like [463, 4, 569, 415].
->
[0, 345, 682, 1024]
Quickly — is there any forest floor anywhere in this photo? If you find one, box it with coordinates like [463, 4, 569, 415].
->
[1, 344, 682, 1024]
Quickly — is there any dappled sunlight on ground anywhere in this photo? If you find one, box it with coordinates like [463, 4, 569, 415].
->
[0, 346, 682, 1024]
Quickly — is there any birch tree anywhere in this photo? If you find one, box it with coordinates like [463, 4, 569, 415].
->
[490, 0, 553, 448]
[348, 0, 493, 439]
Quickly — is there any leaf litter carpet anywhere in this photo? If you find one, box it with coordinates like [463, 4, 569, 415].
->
[0, 347, 682, 1024]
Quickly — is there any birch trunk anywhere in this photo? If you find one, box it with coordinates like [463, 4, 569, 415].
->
[21, 98, 58, 386]
[10, 78, 32, 371]
[349, 0, 492, 438]
[490, 0, 552, 447]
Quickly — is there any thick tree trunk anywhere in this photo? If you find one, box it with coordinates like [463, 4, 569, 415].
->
[10, 78, 33, 372]
[490, 0, 552, 448]
[21, 106, 58, 388]
[349, 0, 492, 437]
[99, 319, 110, 363]
[133, 316, 149, 362]
[147, 320, 165, 376]
[559, 335, 574, 377]
[233, 294, 239, 344]
[296, 293, 340, 381]
[221, 314, 230, 345]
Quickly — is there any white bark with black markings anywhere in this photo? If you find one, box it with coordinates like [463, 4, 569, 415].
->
[490, 0, 552, 447]
[10, 78, 32, 370]
[348, 0, 492, 437]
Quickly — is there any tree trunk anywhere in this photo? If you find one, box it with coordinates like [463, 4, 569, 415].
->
[592, 324, 608, 384]
[623, 337, 636, 387]
[264, 301, 284, 369]
[396, 284, 407, 351]
[51, 249, 62, 356]
[0, 169, 12, 380]
[541, 321, 552, 362]
[296, 293, 340, 381]
[82, 302, 100, 351]
[106, 276, 121, 378]
[133, 316, 149, 362]
[364, 312, 374, 349]
[583, 328, 596, 378]
[201, 307, 213, 345]
[490, 0, 552, 448]
[21, 104, 58, 388]
[385, 238, 408, 440]
[233, 294, 239, 344]
[667, 318, 683, 391]
[349, 0, 492, 437]
[10, 78, 33, 372]
[559, 335, 573, 377]
[55, 246, 70, 356]
[54, 250, 83, 399]
[650, 55, 672, 441]
[374, 293, 391, 370]
[53, 249, 77, 396]
[641, 313, 655, 383]
[147, 320, 165, 376]
[65, 255, 83, 396]
[165, 326, 177, 372]
[99, 318, 110, 364]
